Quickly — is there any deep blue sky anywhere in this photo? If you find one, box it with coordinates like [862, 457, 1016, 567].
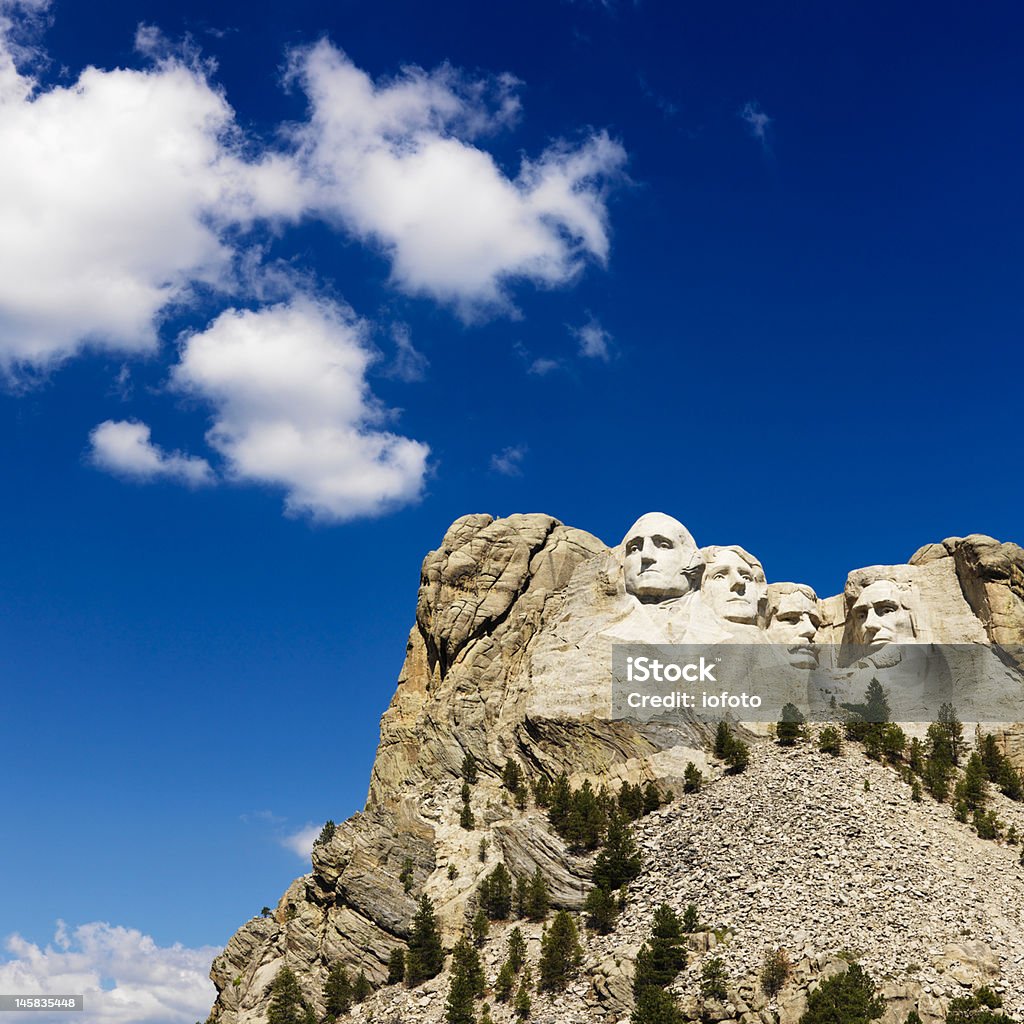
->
[1, 0, 1022, 965]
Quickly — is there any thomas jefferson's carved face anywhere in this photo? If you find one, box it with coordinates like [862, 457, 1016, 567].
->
[702, 549, 763, 624]
[851, 581, 915, 649]
[622, 513, 697, 603]
[767, 590, 821, 667]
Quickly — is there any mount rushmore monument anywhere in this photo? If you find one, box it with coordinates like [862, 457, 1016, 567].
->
[207, 511, 1024, 1024]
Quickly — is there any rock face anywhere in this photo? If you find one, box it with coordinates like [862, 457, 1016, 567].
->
[206, 514, 1024, 1024]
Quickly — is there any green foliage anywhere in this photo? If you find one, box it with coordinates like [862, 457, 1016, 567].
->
[479, 862, 513, 921]
[352, 971, 372, 1003]
[760, 948, 791, 997]
[683, 762, 703, 793]
[461, 782, 472, 804]
[619, 781, 646, 820]
[406, 895, 444, 986]
[973, 808, 1002, 840]
[514, 969, 532, 1019]
[954, 752, 989, 812]
[998, 760, 1024, 801]
[494, 961, 515, 1003]
[315, 820, 336, 847]
[700, 956, 728, 1001]
[565, 779, 605, 851]
[387, 949, 405, 985]
[584, 885, 619, 934]
[461, 752, 478, 784]
[798, 963, 883, 1024]
[907, 737, 924, 775]
[323, 964, 352, 1016]
[399, 857, 415, 893]
[538, 911, 583, 992]
[478, 1002, 494, 1024]
[471, 907, 489, 947]
[633, 904, 686, 997]
[446, 971, 476, 1024]
[725, 737, 750, 774]
[448, 864, 459, 880]
[911, 780, 922, 802]
[937, 703, 964, 765]
[507, 927, 527, 972]
[946, 986, 1011, 1024]
[682, 904, 699, 933]
[713, 721, 732, 759]
[260, 906, 272, 918]
[451, 938, 486, 999]
[863, 778, 871, 792]
[819, 726, 842, 757]
[502, 758, 524, 796]
[777, 703, 806, 746]
[460, 801, 476, 830]
[905, 1014, 923, 1024]
[1007, 824, 1019, 845]
[631, 985, 684, 1024]
[267, 967, 315, 1024]
[478, 838, 489, 863]
[643, 781, 664, 814]
[525, 867, 550, 922]
[593, 811, 643, 892]
[532, 775, 551, 807]
[514, 874, 528, 919]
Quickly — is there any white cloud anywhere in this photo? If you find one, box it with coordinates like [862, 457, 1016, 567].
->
[280, 823, 320, 858]
[89, 420, 214, 486]
[170, 297, 430, 521]
[528, 357, 561, 376]
[288, 40, 627, 317]
[490, 445, 527, 476]
[386, 322, 429, 382]
[740, 100, 772, 146]
[0, 23, 305, 371]
[572, 315, 613, 361]
[0, 920, 218, 1024]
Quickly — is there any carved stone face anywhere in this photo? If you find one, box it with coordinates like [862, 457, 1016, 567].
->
[622, 513, 699, 603]
[767, 589, 821, 667]
[702, 548, 764, 625]
[850, 580, 915, 649]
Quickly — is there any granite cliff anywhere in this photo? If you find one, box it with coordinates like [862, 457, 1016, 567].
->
[206, 513, 1024, 1024]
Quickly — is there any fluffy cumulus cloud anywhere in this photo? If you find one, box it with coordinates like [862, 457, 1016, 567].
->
[288, 40, 627, 316]
[88, 420, 214, 486]
[170, 297, 430, 521]
[280, 823, 320, 858]
[0, 8, 303, 370]
[0, 920, 217, 1024]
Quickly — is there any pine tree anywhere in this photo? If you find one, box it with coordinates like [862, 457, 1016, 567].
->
[760, 948, 790, 997]
[352, 971, 372, 1003]
[998, 760, 1024, 801]
[619, 781, 645, 820]
[566, 779, 605, 850]
[460, 801, 476, 830]
[268, 967, 315, 1024]
[777, 703, 806, 746]
[538, 911, 583, 992]
[507, 927, 526, 972]
[700, 957, 727, 1001]
[406, 895, 444, 986]
[323, 963, 353, 1016]
[461, 752, 479, 784]
[631, 985, 684, 1024]
[584, 885, 618, 934]
[593, 811, 642, 891]
[514, 968, 532, 1020]
[514, 874, 528, 918]
[633, 904, 685, 996]
[532, 774, 551, 807]
[526, 867, 550, 922]
[713, 721, 732, 759]
[818, 726, 842, 757]
[502, 758, 523, 796]
[446, 970, 476, 1024]
[315, 820, 337, 847]
[725, 738, 750, 774]
[399, 856, 415, 893]
[682, 904, 699, 933]
[479, 862, 513, 920]
[494, 960, 515, 1003]
[451, 938, 485, 998]
[683, 762, 703, 793]
[946, 986, 1012, 1024]
[798, 963, 883, 1024]
[954, 751, 988, 811]
[471, 907, 489, 947]
[547, 773, 572, 833]
[479, 1002, 495, 1024]
[643, 782, 663, 814]
[387, 949, 405, 984]
[937, 702, 964, 765]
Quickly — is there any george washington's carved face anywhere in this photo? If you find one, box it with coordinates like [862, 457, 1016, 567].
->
[701, 547, 765, 625]
[622, 513, 699, 603]
[850, 580, 915, 649]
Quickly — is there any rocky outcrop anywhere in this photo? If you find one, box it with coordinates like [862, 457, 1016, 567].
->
[207, 514, 1024, 1024]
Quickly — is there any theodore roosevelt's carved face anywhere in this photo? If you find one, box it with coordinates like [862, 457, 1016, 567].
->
[622, 513, 699, 603]
[767, 586, 821, 667]
[850, 580, 916, 649]
[701, 547, 765, 625]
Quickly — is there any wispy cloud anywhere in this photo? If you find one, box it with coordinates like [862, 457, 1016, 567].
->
[0, 920, 217, 1024]
[280, 823, 321, 858]
[571, 315, 614, 362]
[637, 73, 678, 119]
[528, 357, 561, 376]
[740, 100, 772, 149]
[385, 323, 429, 383]
[490, 445, 527, 476]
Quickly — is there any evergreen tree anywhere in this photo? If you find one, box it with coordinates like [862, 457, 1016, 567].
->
[725, 738, 750, 774]
[460, 801, 476, 830]
[682, 904, 699, 933]
[631, 985, 684, 1024]
[980, 733, 1003, 781]
[451, 938, 485, 998]
[507, 928, 526, 973]
[494, 961, 515, 1003]
[584, 885, 618, 934]
[514, 969, 532, 1019]
[798, 963, 883, 1024]
[566, 779, 605, 851]
[593, 811, 643, 891]
[267, 967, 315, 1024]
[633, 904, 685, 996]
[315, 821, 336, 847]
[399, 856, 415, 893]
[538, 911, 583, 992]
[532, 775, 551, 807]
[461, 782, 472, 804]
[406, 895, 444, 986]
[713, 721, 732, 759]
[863, 679, 891, 723]
[818, 726, 842, 757]
[514, 874, 528, 918]
[525, 867, 550, 922]
[461, 752, 479, 784]
[700, 957, 728, 1001]
[323, 964, 353, 1016]
[998, 759, 1024, 801]
[911, 780, 922, 802]
[946, 986, 1012, 1024]
[547, 773, 572, 833]
[479, 1002, 495, 1024]
[446, 970, 476, 1024]
[387, 949, 405, 985]
[471, 907, 489, 947]
[643, 782, 663, 814]
[502, 758, 523, 796]
[352, 971, 372, 1003]
[937, 702, 964, 765]
[619, 781, 645, 820]
[907, 737, 924, 775]
[479, 862, 513, 920]
[760, 948, 790, 997]
[683, 762, 703, 793]
[777, 703, 806, 746]
[954, 751, 989, 811]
